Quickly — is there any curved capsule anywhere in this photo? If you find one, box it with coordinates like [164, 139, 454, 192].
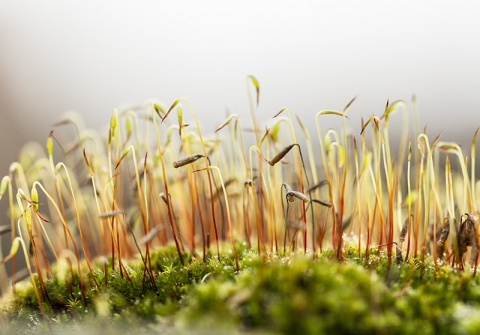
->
[269, 144, 297, 166]
[399, 216, 410, 243]
[173, 154, 204, 168]
[396, 245, 403, 265]
[286, 190, 308, 203]
[436, 217, 450, 247]
[282, 183, 294, 202]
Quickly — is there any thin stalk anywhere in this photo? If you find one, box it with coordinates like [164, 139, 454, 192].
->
[316, 109, 349, 258]
[32, 182, 87, 304]
[8, 234, 45, 316]
[249, 145, 266, 253]
[56, 162, 99, 288]
[405, 139, 413, 260]
[297, 115, 321, 254]
[163, 99, 220, 260]
[47, 133, 72, 273]
[274, 108, 308, 252]
[83, 148, 108, 286]
[121, 146, 155, 287]
[0, 176, 15, 292]
[152, 106, 184, 265]
[353, 138, 362, 257]
[471, 128, 480, 211]
[438, 142, 473, 212]
[194, 166, 239, 271]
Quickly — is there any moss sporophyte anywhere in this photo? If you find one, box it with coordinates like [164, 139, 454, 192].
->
[1, 77, 480, 334]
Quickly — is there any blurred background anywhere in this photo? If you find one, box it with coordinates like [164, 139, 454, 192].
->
[0, 0, 479, 175]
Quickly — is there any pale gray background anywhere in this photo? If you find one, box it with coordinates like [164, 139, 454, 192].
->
[1, 0, 479, 176]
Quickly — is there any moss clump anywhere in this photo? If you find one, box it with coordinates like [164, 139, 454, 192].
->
[0, 244, 252, 333]
[2, 245, 480, 334]
[180, 251, 464, 335]
[182, 256, 399, 334]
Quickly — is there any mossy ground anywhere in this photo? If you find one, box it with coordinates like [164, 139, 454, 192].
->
[2, 245, 480, 334]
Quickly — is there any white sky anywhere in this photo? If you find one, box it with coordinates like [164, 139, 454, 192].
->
[1, 1, 479, 172]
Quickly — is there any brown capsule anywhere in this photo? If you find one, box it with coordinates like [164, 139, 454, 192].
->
[396, 245, 403, 265]
[173, 154, 204, 168]
[436, 217, 451, 247]
[269, 144, 297, 166]
[286, 190, 308, 202]
[457, 214, 476, 256]
[286, 193, 295, 202]
[282, 183, 295, 202]
[399, 216, 410, 243]
[463, 213, 476, 238]
[28, 236, 38, 257]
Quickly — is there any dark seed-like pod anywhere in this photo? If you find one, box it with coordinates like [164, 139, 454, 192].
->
[173, 154, 204, 168]
[29, 237, 35, 257]
[286, 190, 308, 203]
[399, 216, 410, 243]
[457, 213, 476, 255]
[437, 217, 451, 247]
[396, 245, 403, 265]
[286, 194, 295, 202]
[463, 213, 476, 240]
[269, 144, 296, 166]
[282, 183, 295, 202]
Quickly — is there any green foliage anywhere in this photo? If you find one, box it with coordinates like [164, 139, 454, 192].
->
[181, 251, 480, 335]
[2, 247, 480, 334]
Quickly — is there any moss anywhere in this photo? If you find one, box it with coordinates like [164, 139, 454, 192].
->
[3, 246, 480, 334]
[181, 255, 401, 334]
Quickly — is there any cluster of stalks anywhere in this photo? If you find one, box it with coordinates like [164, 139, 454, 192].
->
[0, 77, 479, 313]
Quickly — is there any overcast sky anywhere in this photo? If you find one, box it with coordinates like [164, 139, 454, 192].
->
[1, 1, 479, 174]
